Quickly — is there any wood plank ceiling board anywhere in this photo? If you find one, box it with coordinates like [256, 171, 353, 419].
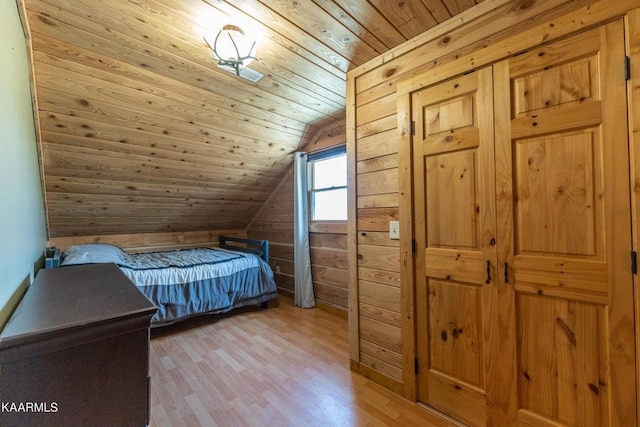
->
[19, 0, 482, 237]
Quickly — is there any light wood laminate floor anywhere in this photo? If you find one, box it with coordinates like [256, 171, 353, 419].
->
[149, 296, 454, 426]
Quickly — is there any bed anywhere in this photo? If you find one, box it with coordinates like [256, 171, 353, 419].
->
[59, 236, 278, 327]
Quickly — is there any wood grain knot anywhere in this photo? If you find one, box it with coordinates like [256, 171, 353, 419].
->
[384, 67, 398, 78]
[510, 0, 535, 14]
[37, 15, 57, 26]
[555, 317, 577, 346]
[439, 35, 451, 47]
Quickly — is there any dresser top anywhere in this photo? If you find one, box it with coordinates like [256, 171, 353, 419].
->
[0, 263, 156, 345]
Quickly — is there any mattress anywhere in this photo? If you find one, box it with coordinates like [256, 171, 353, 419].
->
[60, 243, 278, 326]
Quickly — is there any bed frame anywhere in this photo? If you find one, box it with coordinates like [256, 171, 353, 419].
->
[219, 236, 272, 310]
[218, 236, 269, 264]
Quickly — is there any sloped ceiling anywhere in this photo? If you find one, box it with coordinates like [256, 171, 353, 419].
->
[18, 0, 482, 238]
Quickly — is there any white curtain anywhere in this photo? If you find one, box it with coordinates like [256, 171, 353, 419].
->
[293, 152, 315, 308]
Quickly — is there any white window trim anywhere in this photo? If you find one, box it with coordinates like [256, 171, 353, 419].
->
[307, 146, 347, 226]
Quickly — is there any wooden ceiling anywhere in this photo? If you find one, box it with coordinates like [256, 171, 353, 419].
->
[18, 0, 482, 238]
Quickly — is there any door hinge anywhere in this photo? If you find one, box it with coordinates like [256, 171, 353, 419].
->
[409, 120, 415, 136]
[625, 56, 631, 81]
[632, 251, 637, 275]
[412, 239, 416, 254]
[415, 358, 419, 375]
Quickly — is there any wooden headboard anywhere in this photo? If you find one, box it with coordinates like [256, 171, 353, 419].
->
[218, 236, 269, 264]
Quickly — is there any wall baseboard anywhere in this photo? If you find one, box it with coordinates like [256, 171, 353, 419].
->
[0, 275, 30, 331]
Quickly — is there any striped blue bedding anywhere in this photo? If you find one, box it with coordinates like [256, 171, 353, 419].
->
[60, 244, 278, 326]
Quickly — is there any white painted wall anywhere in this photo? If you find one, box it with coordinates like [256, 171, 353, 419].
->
[0, 1, 47, 319]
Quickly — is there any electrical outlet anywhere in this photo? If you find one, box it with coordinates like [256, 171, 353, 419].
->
[389, 221, 400, 240]
[275, 265, 281, 274]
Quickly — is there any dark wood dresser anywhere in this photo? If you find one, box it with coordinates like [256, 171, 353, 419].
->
[0, 263, 157, 427]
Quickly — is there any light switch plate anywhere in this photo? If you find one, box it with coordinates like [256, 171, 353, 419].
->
[389, 221, 400, 240]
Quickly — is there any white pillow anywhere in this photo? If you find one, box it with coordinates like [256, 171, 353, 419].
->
[61, 243, 126, 265]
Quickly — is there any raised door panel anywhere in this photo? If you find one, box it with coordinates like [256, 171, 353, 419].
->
[494, 20, 636, 426]
[428, 279, 483, 386]
[517, 295, 606, 425]
[413, 67, 496, 427]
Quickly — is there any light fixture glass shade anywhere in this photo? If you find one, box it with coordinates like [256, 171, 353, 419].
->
[205, 25, 257, 75]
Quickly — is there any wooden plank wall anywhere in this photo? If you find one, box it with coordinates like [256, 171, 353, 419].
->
[49, 229, 246, 252]
[347, 0, 625, 397]
[247, 121, 348, 313]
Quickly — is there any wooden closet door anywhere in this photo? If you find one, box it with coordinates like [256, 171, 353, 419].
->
[412, 66, 498, 426]
[494, 20, 637, 426]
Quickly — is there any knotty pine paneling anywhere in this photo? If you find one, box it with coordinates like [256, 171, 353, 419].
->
[49, 229, 245, 252]
[357, 194, 398, 210]
[248, 121, 348, 311]
[360, 339, 402, 370]
[360, 351, 402, 383]
[310, 247, 348, 270]
[356, 115, 398, 140]
[359, 316, 402, 355]
[357, 208, 399, 232]
[19, 0, 484, 239]
[359, 281, 401, 314]
[357, 153, 398, 173]
[355, 128, 398, 161]
[347, 0, 614, 402]
[357, 245, 400, 273]
[355, 93, 397, 126]
[359, 302, 402, 327]
[358, 267, 401, 288]
[357, 168, 398, 196]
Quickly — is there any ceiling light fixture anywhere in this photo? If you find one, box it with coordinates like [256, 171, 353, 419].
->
[204, 24, 257, 76]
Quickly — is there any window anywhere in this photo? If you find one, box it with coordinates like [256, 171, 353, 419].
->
[308, 146, 347, 221]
